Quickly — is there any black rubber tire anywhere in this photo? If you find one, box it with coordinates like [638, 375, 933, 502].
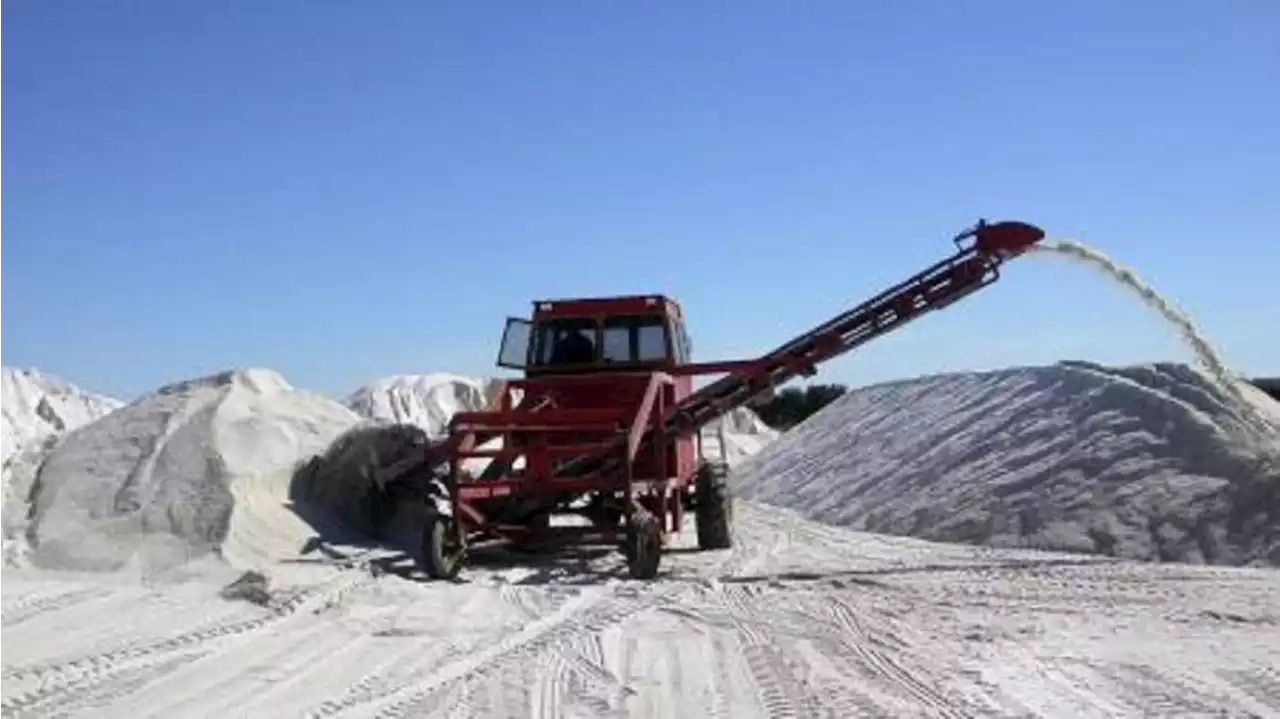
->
[420, 511, 465, 580]
[695, 461, 734, 550]
[625, 512, 663, 580]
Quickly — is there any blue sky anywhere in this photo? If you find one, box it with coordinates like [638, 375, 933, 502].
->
[4, 1, 1277, 400]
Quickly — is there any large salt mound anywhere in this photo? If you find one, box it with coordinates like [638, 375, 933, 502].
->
[25, 368, 360, 573]
[2, 367, 124, 564]
[736, 361, 1280, 567]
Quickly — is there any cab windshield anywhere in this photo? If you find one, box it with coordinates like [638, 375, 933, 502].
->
[529, 315, 669, 368]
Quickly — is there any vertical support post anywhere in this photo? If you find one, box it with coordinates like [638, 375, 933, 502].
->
[448, 441, 463, 537]
[717, 419, 729, 466]
[528, 439, 548, 488]
[659, 391, 674, 534]
[619, 424, 634, 528]
[665, 392, 683, 534]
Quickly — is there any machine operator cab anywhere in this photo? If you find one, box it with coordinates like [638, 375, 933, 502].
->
[495, 294, 691, 375]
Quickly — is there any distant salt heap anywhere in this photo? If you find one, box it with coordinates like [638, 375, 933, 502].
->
[23, 368, 359, 572]
[735, 361, 1280, 566]
[2, 367, 125, 564]
[2, 366, 124, 482]
[344, 373, 489, 437]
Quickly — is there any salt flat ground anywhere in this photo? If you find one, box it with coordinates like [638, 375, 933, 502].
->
[4, 501, 1279, 719]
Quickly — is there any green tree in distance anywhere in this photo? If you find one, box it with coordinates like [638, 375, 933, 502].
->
[1248, 377, 1280, 402]
[752, 383, 848, 431]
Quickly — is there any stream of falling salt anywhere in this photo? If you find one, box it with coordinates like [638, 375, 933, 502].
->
[1030, 238, 1274, 435]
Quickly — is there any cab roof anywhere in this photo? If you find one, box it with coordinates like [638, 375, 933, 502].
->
[530, 294, 684, 319]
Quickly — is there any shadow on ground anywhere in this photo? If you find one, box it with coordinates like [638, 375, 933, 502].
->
[281, 533, 629, 587]
[276, 422, 664, 586]
[714, 555, 1123, 590]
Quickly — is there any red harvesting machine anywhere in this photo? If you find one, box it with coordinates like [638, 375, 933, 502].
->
[379, 219, 1045, 580]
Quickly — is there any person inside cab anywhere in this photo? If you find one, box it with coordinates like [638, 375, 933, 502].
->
[550, 327, 595, 364]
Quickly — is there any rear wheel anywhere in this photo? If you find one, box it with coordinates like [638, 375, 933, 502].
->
[695, 460, 733, 550]
[420, 510, 465, 580]
[625, 510, 663, 580]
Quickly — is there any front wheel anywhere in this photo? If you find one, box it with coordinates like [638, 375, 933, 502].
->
[420, 510, 466, 580]
[695, 460, 734, 550]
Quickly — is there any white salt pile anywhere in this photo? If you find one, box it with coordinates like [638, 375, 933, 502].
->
[2, 367, 125, 565]
[735, 360, 1280, 566]
[344, 373, 489, 437]
[21, 368, 360, 573]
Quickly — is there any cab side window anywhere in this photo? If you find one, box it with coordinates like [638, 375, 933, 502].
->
[601, 315, 670, 363]
[636, 322, 667, 361]
[601, 322, 631, 362]
[670, 317, 692, 363]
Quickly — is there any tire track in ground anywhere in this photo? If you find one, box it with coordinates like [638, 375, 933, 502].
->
[496, 538, 777, 718]
[692, 583, 827, 719]
[821, 595, 971, 718]
[1, 569, 376, 698]
[304, 583, 613, 719]
[1, 586, 110, 628]
[529, 653, 569, 719]
[788, 641, 892, 718]
[2, 613, 269, 684]
[305, 524, 766, 719]
[1, 650, 208, 718]
[720, 588, 890, 717]
[540, 627, 632, 718]
[442, 681, 478, 719]
[703, 632, 738, 719]
[117, 607, 384, 718]
[1221, 668, 1280, 713]
[1089, 662, 1251, 716]
[371, 584, 668, 718]
[450, 657, 531, 719]
[664, 579, 958, 717]
[304, 637, 468, 719]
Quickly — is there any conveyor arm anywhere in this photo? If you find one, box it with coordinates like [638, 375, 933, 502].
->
[663, 219, 1045, 436]
[573, 219, 1045, 479]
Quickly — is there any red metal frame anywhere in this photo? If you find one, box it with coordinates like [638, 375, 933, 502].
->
[438, 219, 1045, 558]
[446, 370, 684, 546]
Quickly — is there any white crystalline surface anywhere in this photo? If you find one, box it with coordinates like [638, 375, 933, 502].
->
[2, 367, 125, 565]
[736, 361, 1280, 566]
[3, 362, 1278, 718]
[18, 368, 360, 573]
